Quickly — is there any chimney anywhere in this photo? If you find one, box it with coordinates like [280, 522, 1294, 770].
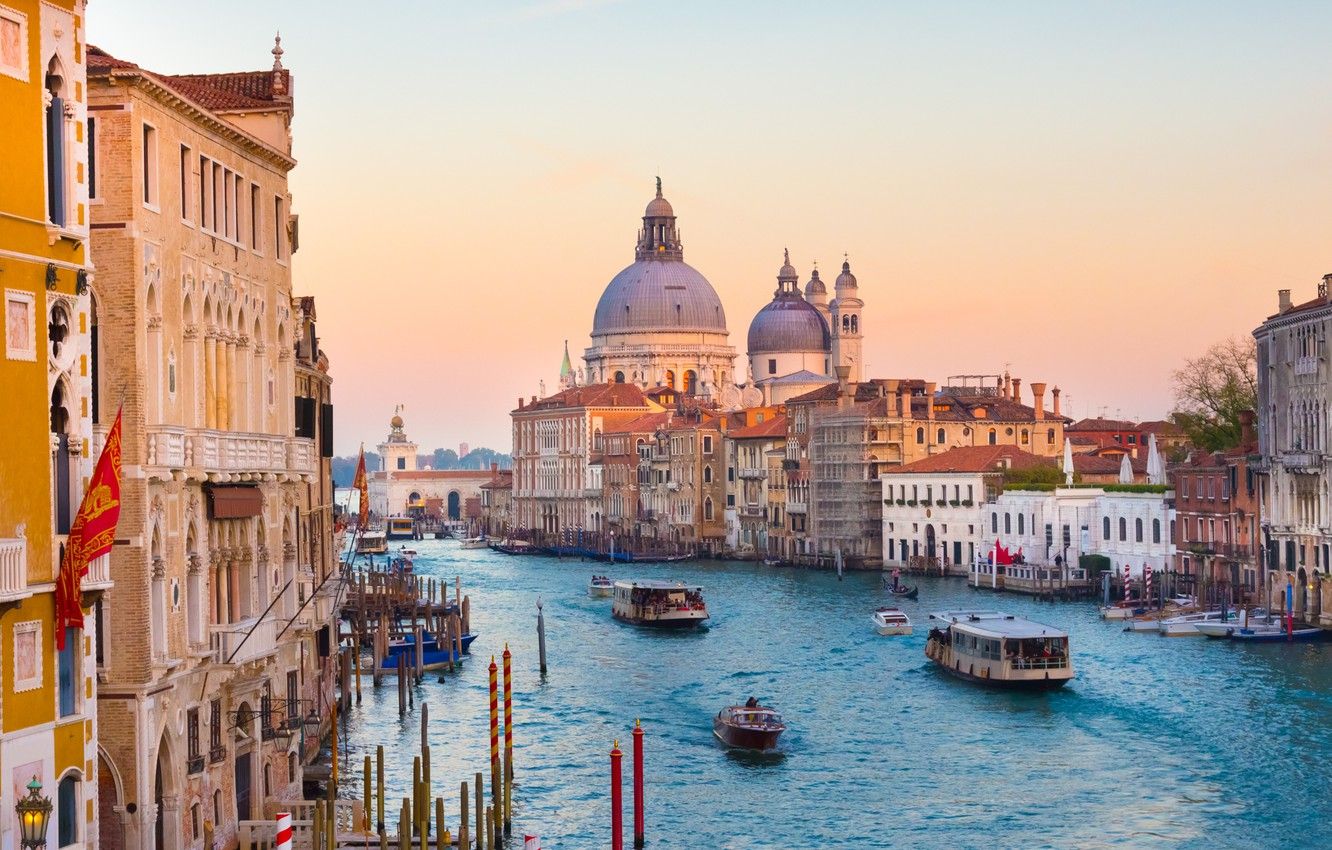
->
[1279, 289, 1292, 312]
[491, 462, 498, 474]
[518, 397, 525, 410]
[1322, 274, 1331, 299]
[835, 365, 852, 409]
[1051, 386, 1061, 418]
[926, 382, 936, 421]
[1031, 382, 1047, 421]
[1239, 409, 1256, 446]
[897, 388, 909, 419]
[1002, 372, 1011, 397]
[1011, 377, 1022, 403]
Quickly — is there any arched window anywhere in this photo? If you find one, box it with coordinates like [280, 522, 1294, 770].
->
[614, 371, 625, 383]
[988, 429, 997, 446]
[1018, 513, 1025, 534]
[58, 773, 80, 847]
[684, 370, 697, 395]
[1119, 517, 1127, 541]
[704, 498, 713, 521]
[1103, 517, 1111, 540]
[937, 428, 946, 444]
[1135, 518, 1144, 543]
[703, 466, 712, 483]
[1020, 429, 1029, 445]
[1153, 518, 1161, 544]
[1047, 428, 1055, 445]
[850, 315, 858, 333]
[46, 56, 68, 226]
[1004, 513, 1011, 534]
[664, 369, 675, 389]
[915, 427, 924, 444]
[991, 513, 998, 533]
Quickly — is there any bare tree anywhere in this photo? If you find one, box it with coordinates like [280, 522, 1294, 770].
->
[1170, 336, 1258, 451]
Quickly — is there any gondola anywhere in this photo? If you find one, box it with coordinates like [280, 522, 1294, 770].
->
[888, 585, 918, 600]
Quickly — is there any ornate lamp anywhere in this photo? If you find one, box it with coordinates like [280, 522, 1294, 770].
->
[16, 777, 52, 849]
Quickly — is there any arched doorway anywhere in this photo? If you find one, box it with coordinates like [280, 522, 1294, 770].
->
[153, 736, 174, 850]
[234, 702, 254, 820]
[1298, 567, 1308, 619]
[924, 524, 936, 561]
[98, 752, 122, 850]
[447, 491, 461, 521]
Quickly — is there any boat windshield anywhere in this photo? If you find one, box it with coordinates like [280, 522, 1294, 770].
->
[732, 709, 783, 727]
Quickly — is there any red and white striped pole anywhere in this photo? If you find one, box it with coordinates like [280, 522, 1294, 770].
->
[610, 740, 623, 850]
[274, 813, 293, 850]
[632, 720, 644, 848]
[1145, 563, 1153, 607]
[1123, 564, 1131, 603]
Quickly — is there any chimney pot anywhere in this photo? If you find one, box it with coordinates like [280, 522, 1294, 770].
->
[518, 397, 524, 409]
[1051, 386, 1061, 418]
[1279, 289, 1292, 312]
[1031, 382, 1047, 421]
[1011, 377, 1022, 402]
[926, 382, 937, 421]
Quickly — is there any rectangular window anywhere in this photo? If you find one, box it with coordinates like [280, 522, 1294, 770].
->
[57, 626, 77, 717]
[5, 288, 36, 361]
[222, 168, 231, 239]
[87, 116, 97, 199]
[274, 194, 285, 259]
[199, 155, 209, 229]
[187, 708, 203, 773]
[286, 670, 299, 729]
[234, 174, 243, 242]
[250, 183, 261, 250]
[142, 123, 158, 206]
[212, 162, 222, 232]
[209, 698, 223, 761]
[703, 435, 713, 454]
[179, 144, 190, 222]
[768, 358, 777, 375]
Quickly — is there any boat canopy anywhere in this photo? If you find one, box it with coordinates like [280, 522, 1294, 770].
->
[928, 610, 1067, 640]
[614, 579, 703, 592]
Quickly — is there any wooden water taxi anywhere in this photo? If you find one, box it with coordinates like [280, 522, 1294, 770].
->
[713, 702, 785, 751]
[871, 607, 912, 636]
[611, 580, 708, 628]
[925, 610, 1074, 689]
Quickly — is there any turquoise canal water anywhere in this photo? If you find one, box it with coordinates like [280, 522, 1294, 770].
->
[336, 542, 1332, 849]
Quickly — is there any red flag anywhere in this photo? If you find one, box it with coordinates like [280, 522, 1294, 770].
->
[55, 408, 123, 649]
[352, 445, 369, 527]
[994, 540, 1014, 566]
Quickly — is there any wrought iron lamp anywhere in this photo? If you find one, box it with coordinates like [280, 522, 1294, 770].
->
[16, 777, 52, 849]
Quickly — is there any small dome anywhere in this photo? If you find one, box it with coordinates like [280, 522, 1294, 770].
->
[390, 414, 404, 428]
[645, 195, 674, 218]
[805, 268, 826, 297]
[748, 296, 830, 354]
[778, 248, 798, 283]
[835, 259, 857, 290]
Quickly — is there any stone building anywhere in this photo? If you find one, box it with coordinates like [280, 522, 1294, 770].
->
[1254, 279, 1332, 625]
[478, 467, 513, 536]
[634, 408, 728, 553]
[724, 413, 788, 558]
[583, 181, 737, 397]
[87, 41, 339, 849]
[0, 3, 107, 847]
[367, 412, 494, 521]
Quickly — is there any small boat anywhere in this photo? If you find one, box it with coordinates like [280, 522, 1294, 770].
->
[713, 702, 785, 751]
[381, 632, 479, 671]
[489, 539, 536, 555]
[389, 547, 415, 574]
[459, 537, 489, 550]
[1195, 610, 1268, 639]
[762, 557, 782, 567]
[1123, 614, 1163, 632]
[1230, 621, 1327, 642]
[888, 585, 919, 600]
[871, 607, 912, 636]
[925, 610, 1074, 689]
[612, 580, 709, 628]
[588, 575, 615, 598]
[1099, 602, 1145, 620]
[1157, 609, 1237, 637]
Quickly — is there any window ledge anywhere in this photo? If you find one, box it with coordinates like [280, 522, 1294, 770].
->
[44, 223, 84, 247]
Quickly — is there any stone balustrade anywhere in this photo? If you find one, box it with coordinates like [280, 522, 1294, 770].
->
[210, 616, 280, 667]
[84, 553, 113, 590]
[0, 537, 30, 602]
[145, 426, 318, 476]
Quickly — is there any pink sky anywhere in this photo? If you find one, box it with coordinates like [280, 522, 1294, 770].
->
[91, 1, 1332, 453]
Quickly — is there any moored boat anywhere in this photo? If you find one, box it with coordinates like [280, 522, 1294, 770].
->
[1099, 602, 1145, 620]
[925, 610, 1074, 689]
[1157, 609, 1237, 637]
[588, 575, 614, 598]
[713, 701, 785, 751]
[872, 607, 912, 636]
[459, 537, 489, 550]
[489, 539, 536, 555]
[380, 631, 479, 671]
[1230, 621, 1327, 642]
[611, 580, 708, 627]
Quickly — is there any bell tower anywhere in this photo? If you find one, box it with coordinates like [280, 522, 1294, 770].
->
[830, 257, 863, 382]
[378, 406, 418, 472]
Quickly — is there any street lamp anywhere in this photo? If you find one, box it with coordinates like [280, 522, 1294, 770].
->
[16, 777, 52, 850]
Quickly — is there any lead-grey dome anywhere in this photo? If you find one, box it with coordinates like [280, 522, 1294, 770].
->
[592, 260, 728, 335]
[748, 295, 830, 354]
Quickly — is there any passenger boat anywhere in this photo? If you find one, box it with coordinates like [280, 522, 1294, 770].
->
[871, 607, 912, 636]
[385, 516, 416, 540]
[611, 580, 709, 628]
[489, 539, 536, 556]
[459, 537, 489, 550]
[924, 610, 1074, 689]
[1157, 609, 1237, 637]
[357, 531, 388, 555]
[712, 702, 785, 751]
[588, 575, 615, 598]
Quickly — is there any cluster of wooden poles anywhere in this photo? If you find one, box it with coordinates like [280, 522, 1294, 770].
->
[311, 646, 517, 849]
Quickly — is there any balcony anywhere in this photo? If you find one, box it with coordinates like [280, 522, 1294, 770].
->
[210, 616, 280, 667]
[787, 501, 807, 514]
[1280, 451, 1321, 473]
[147, 427, 318, 477]
[0, 537, 30, 603]
[739, 503, 765, 518]
[84, 553, 113, 591]
[738, 467, 766, 480]
[1295, 355, 1319, 376]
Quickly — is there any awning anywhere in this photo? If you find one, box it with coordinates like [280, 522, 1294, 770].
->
[208, 485, 264, 519]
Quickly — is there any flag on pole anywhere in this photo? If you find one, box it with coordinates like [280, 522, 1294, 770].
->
[353, 444, 369, 527]
[524, 835, 541, 850]
[55, 408, 124, 650]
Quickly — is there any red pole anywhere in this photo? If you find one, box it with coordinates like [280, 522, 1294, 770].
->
[632, 719, 644, 848]
[610, 740, 623, 850]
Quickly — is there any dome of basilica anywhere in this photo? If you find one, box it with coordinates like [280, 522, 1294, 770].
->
[592, 260, 728, 335]
[747, 292, 829, 354]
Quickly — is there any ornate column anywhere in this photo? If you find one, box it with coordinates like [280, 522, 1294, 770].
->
[187, 552, 204, 647]
[151, 556, 167, 660]
[234, 334, 250, 432]
[205, 331, 219, 429]
[216, 333, 230, 431]
[225, 336, 238, 432]
[209, 547, 224, 626]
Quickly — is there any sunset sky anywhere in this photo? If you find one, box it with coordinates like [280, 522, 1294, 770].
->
[93, 1, 1332, 455]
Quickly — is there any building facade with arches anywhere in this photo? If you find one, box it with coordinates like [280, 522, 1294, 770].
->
[0, 3, 107, 848]
[366, 413, 495, 522]
[87, 41, 340, 850]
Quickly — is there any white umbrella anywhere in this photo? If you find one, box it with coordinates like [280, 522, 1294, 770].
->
[1062, 437, 1075, 485]
[1118, 452, 1133, 484]
[1146, 433, 1164, 485]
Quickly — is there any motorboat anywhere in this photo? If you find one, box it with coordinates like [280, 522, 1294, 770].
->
[389, 546, 416, 574]
[925, 610, 1074, 689]
[1195, 610, 1268, 639]
[1099, 602, 1145, 620]
[489, 539, 536, 555]
[588, 575, 615, 598]
[380, 631, 479, 671]
[459, 537, 489, 550]
[713, 703, 785, 751]
[1157, 609, 1240, 637]
[1230, 621, 1327, 642]
[1123, 614, 1164, 632]
[871, 607, 912, 636]
[611, 580, 709, 628]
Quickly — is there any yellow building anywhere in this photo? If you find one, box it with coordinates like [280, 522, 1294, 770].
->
[0, 1, 109, 848]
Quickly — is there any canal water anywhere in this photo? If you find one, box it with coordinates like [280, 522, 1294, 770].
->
[337, 541, 1332, 849]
